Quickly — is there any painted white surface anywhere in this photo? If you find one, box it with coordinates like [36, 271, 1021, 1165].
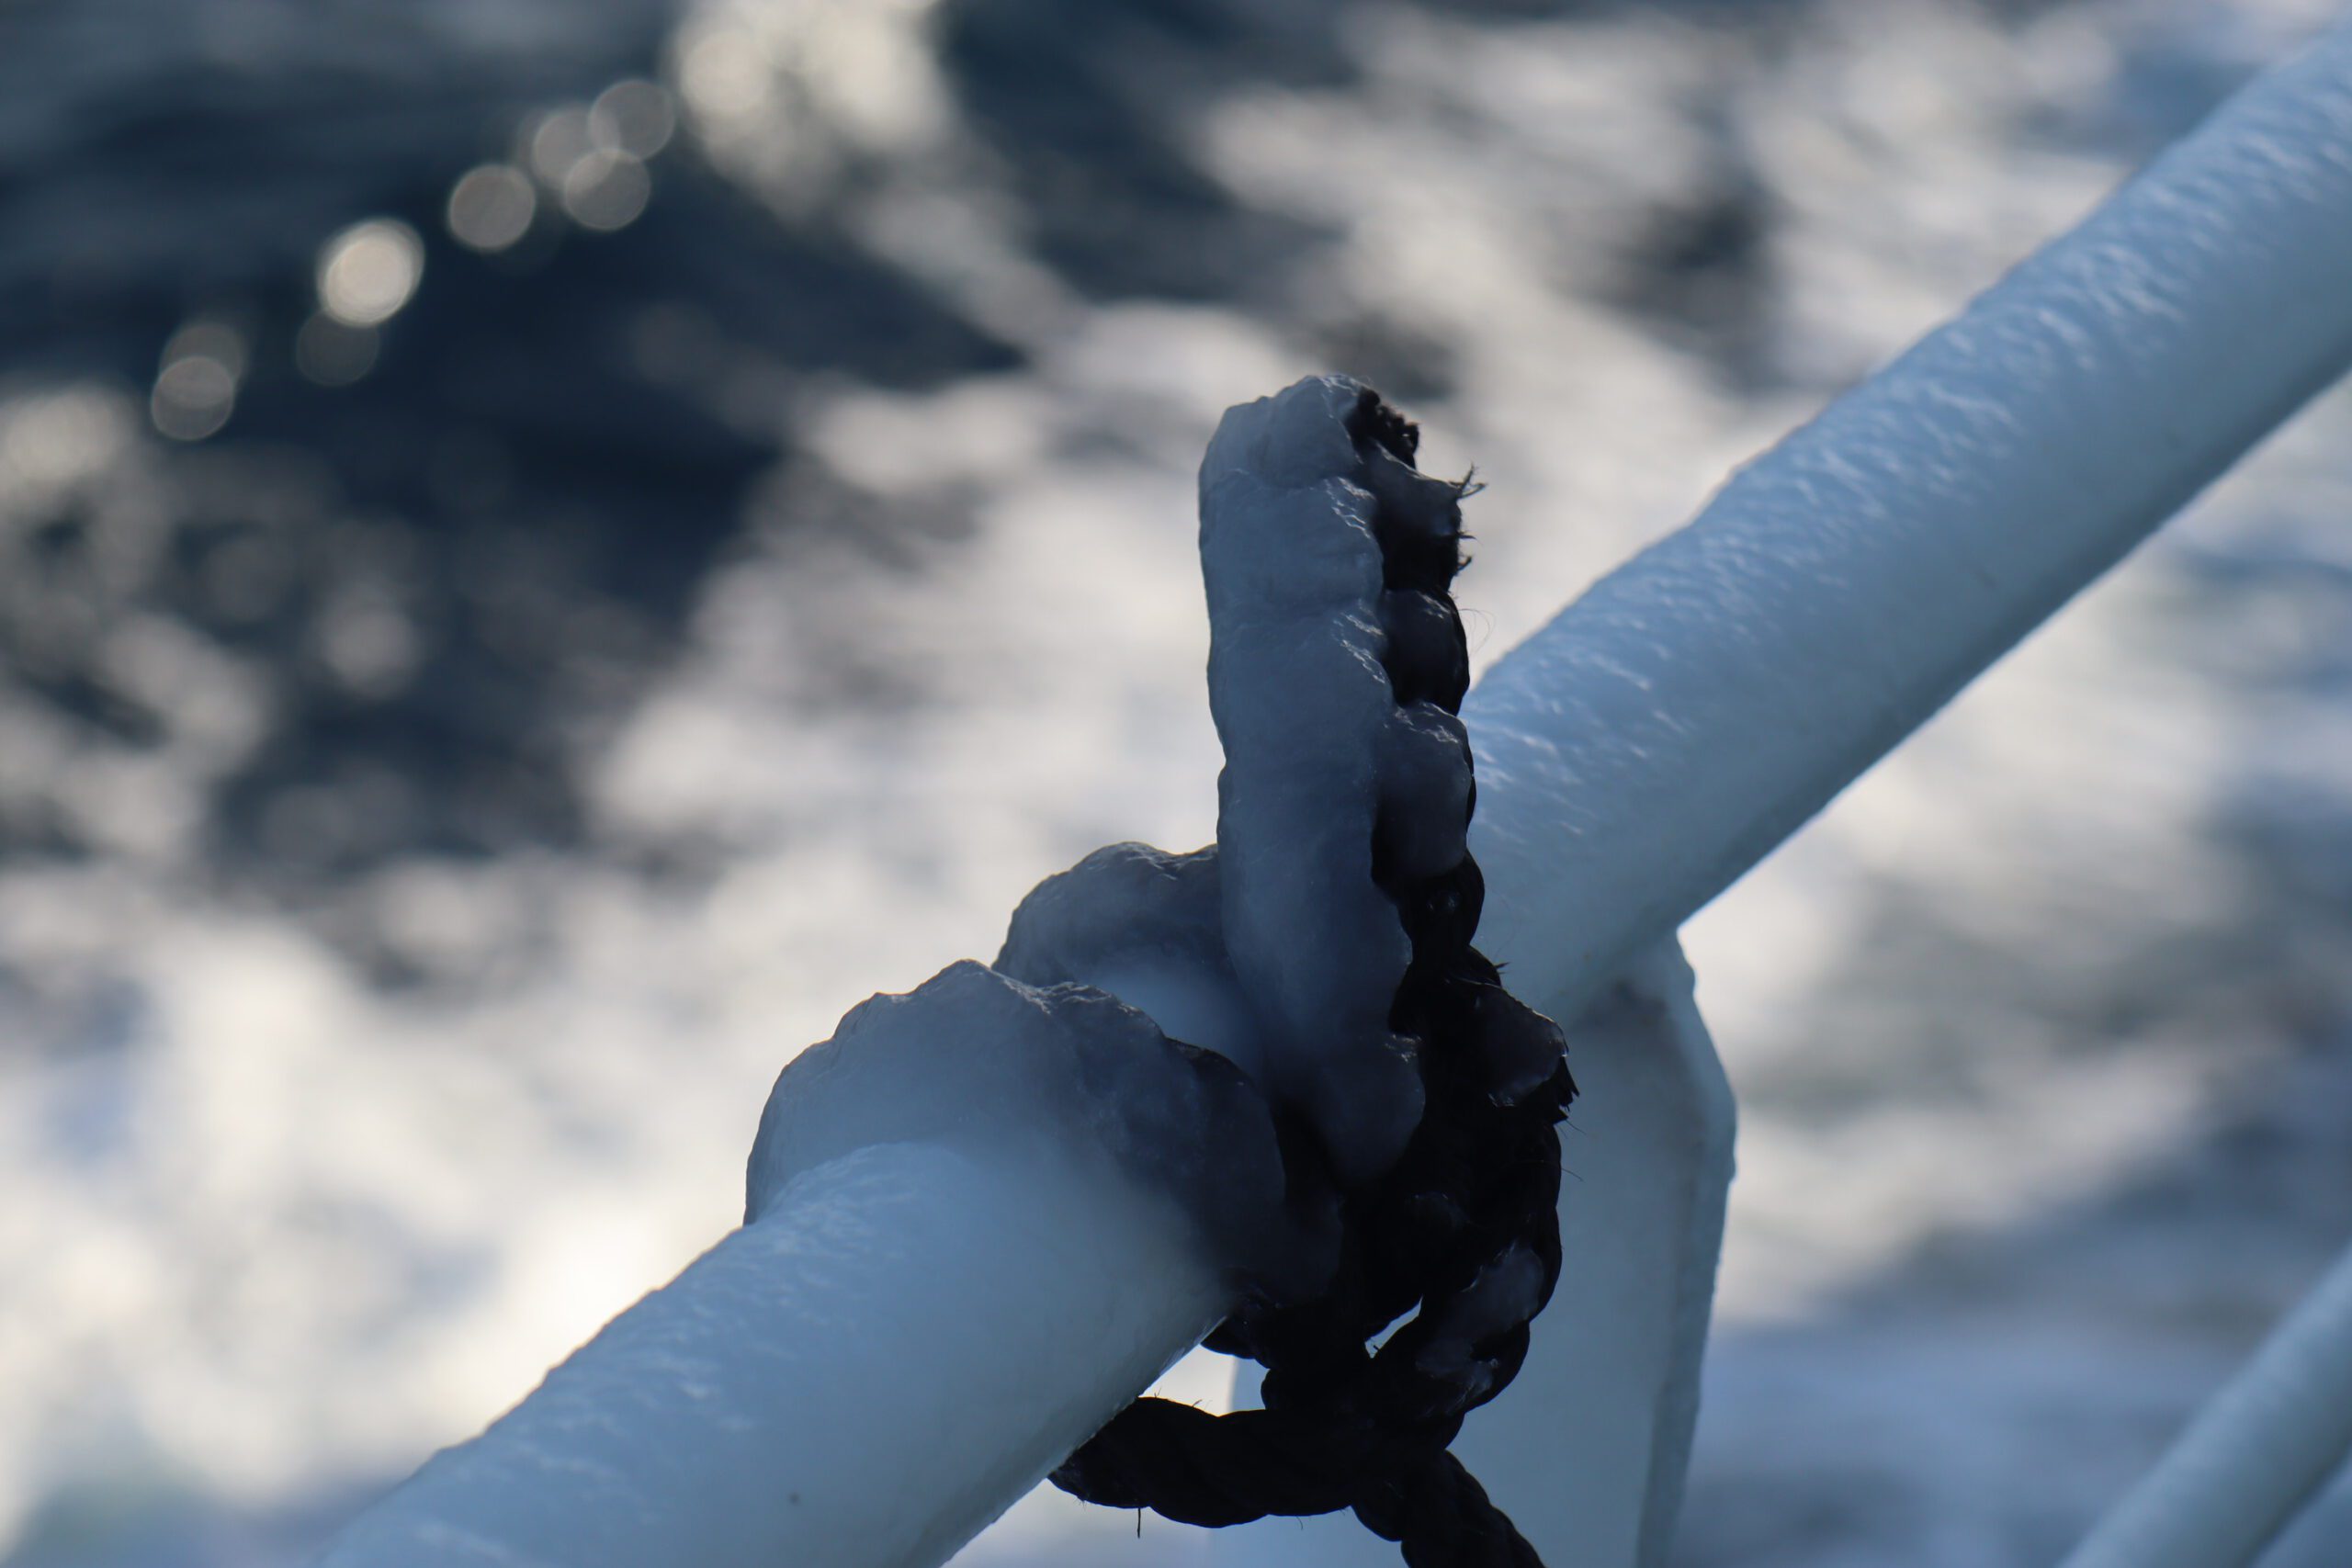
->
[312, 21, 2352, 1568]
[1493, 942, 1735, 1568]
[2061, 1238, 2352, 1568]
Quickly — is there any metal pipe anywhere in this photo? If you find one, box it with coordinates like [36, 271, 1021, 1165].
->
[316, 1141, 1227, 1567]
[1467, 17, 2352, 1017]
[2059, 1239, 2352, 1568]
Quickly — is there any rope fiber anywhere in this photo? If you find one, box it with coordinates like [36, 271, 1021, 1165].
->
[1051, 389, 1576, 1568]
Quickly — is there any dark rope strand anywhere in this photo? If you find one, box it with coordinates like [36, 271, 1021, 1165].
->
[1052, 389, 1574, 1567]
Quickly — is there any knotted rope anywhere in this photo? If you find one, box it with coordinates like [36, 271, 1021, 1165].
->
[1050, 389, 1576, 1568]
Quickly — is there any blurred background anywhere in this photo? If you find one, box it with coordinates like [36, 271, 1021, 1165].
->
[2, 0, 2349, 1563]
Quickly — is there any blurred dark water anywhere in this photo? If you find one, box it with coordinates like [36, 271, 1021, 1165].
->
[1, 0, 1031, 909]
[0, 0, 1524, 906]
[6, 2, 2350, 1564]
[0, 0, 2224, 909]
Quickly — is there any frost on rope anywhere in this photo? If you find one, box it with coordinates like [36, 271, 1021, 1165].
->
[1199, 375, 1470, 1180]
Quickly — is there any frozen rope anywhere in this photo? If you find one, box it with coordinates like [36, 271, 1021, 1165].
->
[1049, 387, 1577, 1568]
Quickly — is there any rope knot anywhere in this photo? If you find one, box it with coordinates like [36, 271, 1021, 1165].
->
[1047, 384, 1574, 1568]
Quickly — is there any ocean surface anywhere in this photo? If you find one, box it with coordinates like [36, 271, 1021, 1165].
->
[2, 0, 2348, 1562]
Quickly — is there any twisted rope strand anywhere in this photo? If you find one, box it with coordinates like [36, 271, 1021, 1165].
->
[1053, 389, 1574, 1568]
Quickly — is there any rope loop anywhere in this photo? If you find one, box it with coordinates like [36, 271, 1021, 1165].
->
[1051, 389, 1575, 1568]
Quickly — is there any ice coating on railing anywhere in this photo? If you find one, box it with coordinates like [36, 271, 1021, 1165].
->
[319, 1137, 1231, 1568]
[747, 959, 1321, 1292]
[995, 842, 1268, 1082]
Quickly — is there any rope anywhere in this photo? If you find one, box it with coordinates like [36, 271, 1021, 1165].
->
[1051, 388, 1576, 1567]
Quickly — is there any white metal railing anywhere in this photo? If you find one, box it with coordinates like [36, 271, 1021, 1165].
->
[2060, 1238, 2352, 1568]
[314, 16, 2352, 1568]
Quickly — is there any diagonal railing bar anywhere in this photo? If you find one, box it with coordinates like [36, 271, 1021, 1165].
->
[2059, 1236, 2352, 1568]
[315, 18, 2352, 1568]
[1464, 13, 2352, 1023]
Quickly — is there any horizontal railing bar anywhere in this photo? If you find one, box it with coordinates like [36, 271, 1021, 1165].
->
[317, 1142, 1228, 1567]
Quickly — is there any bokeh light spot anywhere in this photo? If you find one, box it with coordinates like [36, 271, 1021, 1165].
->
[590, 80, 677, 160]
[0, 387, 134, 508]
[561, 152, 652, 232]
[318, 590, 421, 699]
[151, 357, 235, 442]
[677, 29, 768, 121]
[164, 320, 249, 382]
[447, 164, 538, 253]
[316, 219, 424, 327]
[150, 321, 244, 444]
[526, 107, 595, 186]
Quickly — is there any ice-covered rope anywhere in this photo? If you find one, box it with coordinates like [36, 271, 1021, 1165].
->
[1018, 380, 1574, 1567]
